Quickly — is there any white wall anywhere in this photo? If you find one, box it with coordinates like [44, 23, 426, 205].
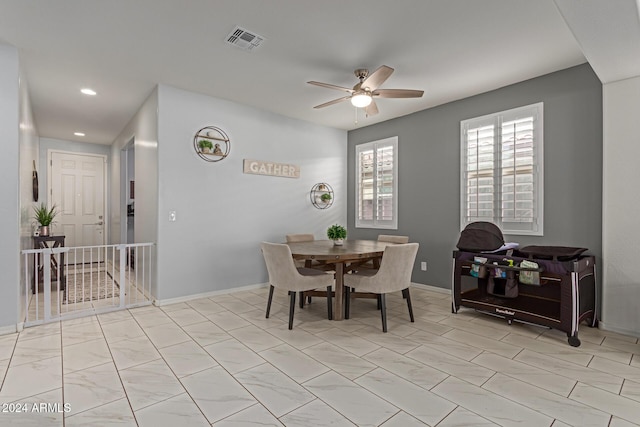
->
[18, 61, 39, 327]
[110, 88, 159, 296]
[0, 44, 27, 331]
[602, 75, 640, 336]
[156, 85, 347, 301]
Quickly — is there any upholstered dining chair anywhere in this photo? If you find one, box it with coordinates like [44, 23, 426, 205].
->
[261, 242, 334, 329]
[349, 234, 410, 272]
[344, 242, 419, 332]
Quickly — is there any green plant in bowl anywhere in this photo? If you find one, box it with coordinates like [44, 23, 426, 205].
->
[327, 224, 346, 242]
[198, 139, 213, 152]
[320, 193, 332, 202]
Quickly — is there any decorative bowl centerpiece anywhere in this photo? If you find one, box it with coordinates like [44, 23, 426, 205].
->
[327, 224, 347, 246]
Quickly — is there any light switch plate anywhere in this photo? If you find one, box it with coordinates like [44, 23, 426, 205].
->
[169, 210, 176, 222]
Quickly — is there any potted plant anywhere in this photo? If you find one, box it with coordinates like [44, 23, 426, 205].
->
[320, 193, 332, 203]
[327, 224, 346, 245]
[198, 139, 213, 154]
[33, 202, 58, 236]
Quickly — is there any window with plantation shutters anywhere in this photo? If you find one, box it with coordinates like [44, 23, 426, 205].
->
[461, 103, 543, 235]
[356, 136, 398, 229]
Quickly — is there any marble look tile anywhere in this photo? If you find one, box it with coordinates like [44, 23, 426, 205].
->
[363, 347, 448, 390]
[379, 411, 430, 427]
[163, 308, 207, 327]
[203, 338, 264, 374]
[218, 299, 257, 314]
[472, 353, 577, 396]
[433, 376, 554, 427]
[589, 356, 640, 382]
[303, 371, 399, 427]
[61, 318, 104, 346]
[514, 349, 624, 393]
[355, 368, 456, 426]
[406, 329, 483, 361]
[107, 337, 161, 370]
[609, 417, 640, 427]
[97, 309, 133, 324]
[180, 366, 256, 424]
[143, 322, 191, 349]
[63, 362, 126, 415]
[129, 310, 173, 328]
[620, 379, 640, 402]
[264, 325, 324, 350]
[280, 399, 355, 427]
[258, 343, 329, 383]
[159, 302, 191, 312]
[302, 342, 376, 380]
[0, 356, 62, 403]
[405, 345, 495, 386]
[63, 338, 112, 373]
[483, 373, 611, 427]
[17, 322, 60, 341]
[315, 328, 380, 357]
[436, 407, 498, 426]
[11, 333, 61, 366]
[100, 318, 145, 343]
[228, 325, 284, 352]
[134, 392, 209, 427]
[442, 328, 522, 358]
[537, 332, 633, 365]
[182, 321, 231, 346]
[158, 340, 218, 377]
[438, 317, 510, 340]
[234, 363, 315, 417]
[1, 388, 63, 427]
[186, 299, 227, 316]
[214, 402, 283, 426]
[118, 359, 185, 410]
[65, 397, 136, 426]
[204, 310, 252, 331]
[352, 326, 421, 354]
[570, 382, 640, 425]
[408, 318, 454, 336]
[501, 333, 594, 366]
[0, 333, 18, 360]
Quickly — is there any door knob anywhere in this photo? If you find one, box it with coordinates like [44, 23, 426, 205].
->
[95, 221, 104, 226]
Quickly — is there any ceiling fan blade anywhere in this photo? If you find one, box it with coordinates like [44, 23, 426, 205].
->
[373, 89, 424, 98]
[365, 100, 379, 116]
[313, 96, 351, 109]
[361, 65, 394, 91]
[307, 81, 354, 93]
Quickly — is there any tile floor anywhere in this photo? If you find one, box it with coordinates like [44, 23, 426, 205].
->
[1, 284, 640, 426]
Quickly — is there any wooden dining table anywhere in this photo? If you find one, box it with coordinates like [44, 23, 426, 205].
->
[286, 239, 392, 320]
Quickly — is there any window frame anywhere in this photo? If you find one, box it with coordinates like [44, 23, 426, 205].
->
[460, 103, 544, 236]
[355, 136, 398, 230]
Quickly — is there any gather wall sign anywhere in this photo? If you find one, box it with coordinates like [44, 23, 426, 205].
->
[243, 159, 300, 178]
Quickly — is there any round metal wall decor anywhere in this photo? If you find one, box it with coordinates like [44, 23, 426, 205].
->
[193, 126, 230, 162]
[310, 182, 334, 209]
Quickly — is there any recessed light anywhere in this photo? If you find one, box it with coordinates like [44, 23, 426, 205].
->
[74, 132, 85, 136]
[81, 88, 96, 96]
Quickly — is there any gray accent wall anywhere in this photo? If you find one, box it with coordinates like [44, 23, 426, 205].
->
[348, 63, 603, 292]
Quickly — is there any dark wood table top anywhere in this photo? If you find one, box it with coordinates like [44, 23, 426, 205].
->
[286, 239, 391, 262]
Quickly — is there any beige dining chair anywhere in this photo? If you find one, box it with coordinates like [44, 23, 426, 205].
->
[286, 233, 315, 268]
[261, 242, 334, 329]
[344, 242, 419, 332]
[349, 234, 410, 272]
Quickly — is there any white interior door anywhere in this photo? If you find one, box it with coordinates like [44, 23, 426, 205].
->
[49, 152, 106, 251]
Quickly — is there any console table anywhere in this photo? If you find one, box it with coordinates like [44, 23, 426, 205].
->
[33, 235, 66, 294]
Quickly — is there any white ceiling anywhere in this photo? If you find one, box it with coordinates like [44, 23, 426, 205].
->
[0, 0, 638, 145]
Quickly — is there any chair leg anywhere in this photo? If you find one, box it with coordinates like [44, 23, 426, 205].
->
[380, 294, 387, 332]
[266, 285, 275, 318]
[344, 286, 351, 320]
[326, 286, 333, 320]
[299, 291, 305, 309]
[288, 291, 296, 330]
[404, 288, 414, 322]
[377, 294, 382, 310]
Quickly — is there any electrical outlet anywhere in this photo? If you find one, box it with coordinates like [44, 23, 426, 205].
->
[169, 210, 177, 222]
[421, 261, 427, 271]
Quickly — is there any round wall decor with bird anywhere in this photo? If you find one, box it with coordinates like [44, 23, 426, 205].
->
[307, 65, 424, 116]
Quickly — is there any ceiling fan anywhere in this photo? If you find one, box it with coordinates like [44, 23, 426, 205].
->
[307, 65, 424, 116]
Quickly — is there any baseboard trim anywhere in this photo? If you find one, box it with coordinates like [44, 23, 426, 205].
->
[597, 321, 640, 338]
[0, 323, 20, 336]
[154, 283, 269, 306]
[411, 282, 450, 295]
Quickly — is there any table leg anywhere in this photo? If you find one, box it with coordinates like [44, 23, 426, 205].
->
[334, 262, 344, 321]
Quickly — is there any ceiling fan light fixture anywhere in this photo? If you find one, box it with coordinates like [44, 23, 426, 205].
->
[351, 92, 372, 108]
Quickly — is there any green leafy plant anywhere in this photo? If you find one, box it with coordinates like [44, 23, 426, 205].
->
[327, 224, 346, 240]
[33, 202, 58, 226]
[320, 193, 332, 202]
[198, 139, 213, 150]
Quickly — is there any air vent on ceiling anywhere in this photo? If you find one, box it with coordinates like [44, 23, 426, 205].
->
[225, 26, 265, 51]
